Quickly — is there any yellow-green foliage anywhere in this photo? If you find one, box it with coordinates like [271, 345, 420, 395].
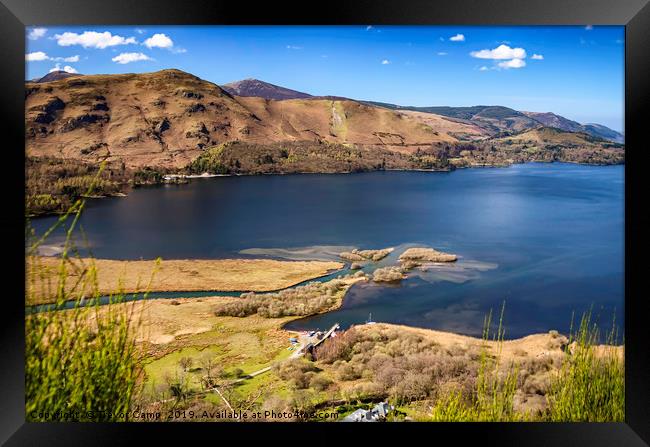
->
[546, 311, 624, 422]
[54, 175, 119, 197]
[26, 194, 63, 214]
[187, 144, 228, 174]
[25, 172, 153, 421]
[429, 303, 522, 422]
[430, 390, 478, 422]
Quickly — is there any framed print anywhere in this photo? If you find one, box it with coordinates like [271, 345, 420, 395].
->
[1, 0, 649, 444]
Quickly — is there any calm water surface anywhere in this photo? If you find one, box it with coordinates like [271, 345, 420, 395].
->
[31, 163, 624, 338]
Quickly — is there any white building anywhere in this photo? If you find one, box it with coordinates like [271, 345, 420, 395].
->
[341, 402, 393, 422]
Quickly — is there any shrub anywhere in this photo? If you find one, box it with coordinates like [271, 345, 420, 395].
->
[213, 279, 350, 318]
[338, 364, 361, 381]
[372, 266, 405, 282]
[310, 375, 333, 392]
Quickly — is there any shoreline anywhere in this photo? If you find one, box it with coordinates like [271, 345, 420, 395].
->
[97, 291, 624, 352]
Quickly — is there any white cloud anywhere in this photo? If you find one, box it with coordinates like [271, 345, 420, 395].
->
[531, 54, 544, 60]
[111, 52, 153, 64]
[470, 44, 526, 60]
[49, 63, 78, 73]
[135, 28, 146, 34]
[26, 52, 81, 62]
[450, 34, 465, 42]
[51, 55, 81, 62]
[366, 25, 373, 31]
[497, 58, 526, 69]
[27, 28, 47, 40]
[585, 25, 593, 30]
[144, 33, 173, 49]
[55, 31, 137, 49]
[437, 52, 448, 56]
[286, 45, 303, 50]
[479, 66, 489, 71]
[381, 59, 390, 65]
[25, 51, 49, 61]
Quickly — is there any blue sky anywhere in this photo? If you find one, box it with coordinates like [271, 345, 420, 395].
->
[25, 26, 625, 131]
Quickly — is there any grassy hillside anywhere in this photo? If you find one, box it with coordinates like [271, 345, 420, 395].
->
[25, 69, 476, 170]
[367, 102, 624, 143]
[365, 103, 540, 134]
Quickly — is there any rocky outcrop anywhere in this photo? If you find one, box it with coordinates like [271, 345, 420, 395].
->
[154, 117, 171, 134]
[34, 97, 66, 124]
[185, 122, 210, 139]
[176, 89, 204, 99]
[92, 102, 110, 111]
[60, 113, 109, 132]
[186, 103, 206, 114]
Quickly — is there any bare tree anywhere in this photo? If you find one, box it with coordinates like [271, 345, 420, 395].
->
[199, 354, 220, 389]
[178, 356, 193, 372]
[164, 370, 190, 402]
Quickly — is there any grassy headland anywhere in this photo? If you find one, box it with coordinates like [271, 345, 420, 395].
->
[27, 256, 343, 305]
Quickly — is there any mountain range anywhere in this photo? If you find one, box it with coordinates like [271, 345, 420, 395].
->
[220, 79, 623, 143]
[25, 69, 479, 168]
[25, 69, 624, 170]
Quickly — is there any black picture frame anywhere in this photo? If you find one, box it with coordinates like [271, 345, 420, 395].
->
[2, 0, 648, 444]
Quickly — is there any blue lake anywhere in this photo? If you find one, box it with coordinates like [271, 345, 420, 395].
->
[30, 163, 624, 339]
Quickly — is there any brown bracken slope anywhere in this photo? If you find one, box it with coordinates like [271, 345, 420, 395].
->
[25, 69, 484, 169]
